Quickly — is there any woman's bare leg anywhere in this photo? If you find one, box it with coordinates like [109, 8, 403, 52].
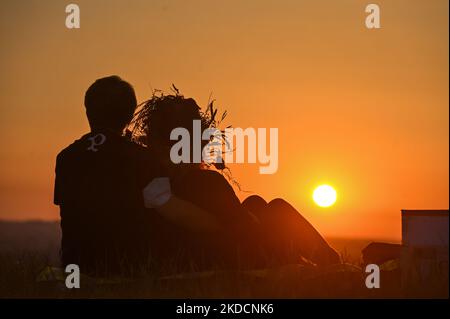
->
[243, 195, 340, 266]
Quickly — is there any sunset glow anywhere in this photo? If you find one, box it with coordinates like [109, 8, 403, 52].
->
[313, 185, 337, 208]
[0, 0, 448, 241]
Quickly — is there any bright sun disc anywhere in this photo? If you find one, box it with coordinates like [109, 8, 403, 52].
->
[313, 185, 337, 207]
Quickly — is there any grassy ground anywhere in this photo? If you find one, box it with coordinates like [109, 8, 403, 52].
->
[0, 221, 447, 298]
[0, 251, 381, 298]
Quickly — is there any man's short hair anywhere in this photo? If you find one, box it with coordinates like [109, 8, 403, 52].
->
[84, 76, 137, 131]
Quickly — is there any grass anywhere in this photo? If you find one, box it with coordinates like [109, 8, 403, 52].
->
[2, 249, 447, 299]
[0, 221, 447, 299]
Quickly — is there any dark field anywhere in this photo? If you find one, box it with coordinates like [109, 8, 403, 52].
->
[0, 220, 446, 298]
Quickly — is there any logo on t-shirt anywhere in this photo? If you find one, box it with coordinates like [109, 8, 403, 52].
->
[87, 133, 106, 152]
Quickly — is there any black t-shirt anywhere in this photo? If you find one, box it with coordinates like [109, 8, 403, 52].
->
[171, 170, 245, 225]
[54, 131, 164, 275]
[169, 169, 261, 270]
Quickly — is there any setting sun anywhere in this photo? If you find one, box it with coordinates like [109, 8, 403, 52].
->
[313, 185, 337, 208]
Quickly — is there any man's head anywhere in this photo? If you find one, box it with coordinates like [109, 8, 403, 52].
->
[84, 76, 137, 132]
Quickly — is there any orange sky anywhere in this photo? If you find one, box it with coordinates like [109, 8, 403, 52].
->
[0, 0, 448, 240]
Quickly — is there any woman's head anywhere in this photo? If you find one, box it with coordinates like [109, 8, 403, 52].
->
[147, 95, 203, 148]
[131, 92, 211, 168]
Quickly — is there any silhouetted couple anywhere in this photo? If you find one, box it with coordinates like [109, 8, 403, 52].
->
[54, 76, 340, 277]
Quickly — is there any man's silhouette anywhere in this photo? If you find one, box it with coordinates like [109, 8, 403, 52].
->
[54, 76, 217, 276]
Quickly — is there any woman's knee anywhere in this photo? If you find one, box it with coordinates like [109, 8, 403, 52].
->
[267, 198, 307, 223]
[242, 195, 267, 212]
[268, 198, 293, 211]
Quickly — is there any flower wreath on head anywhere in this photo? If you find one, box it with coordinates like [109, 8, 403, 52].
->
[128, 84, 241, 190]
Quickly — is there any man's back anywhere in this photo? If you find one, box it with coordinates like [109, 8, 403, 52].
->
[54, 131, 161, 276]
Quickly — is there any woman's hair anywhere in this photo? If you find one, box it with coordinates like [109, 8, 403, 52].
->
[129, 86, 228, 170]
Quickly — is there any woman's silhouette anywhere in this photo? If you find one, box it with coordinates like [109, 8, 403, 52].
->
[130, 92, 340, 272]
